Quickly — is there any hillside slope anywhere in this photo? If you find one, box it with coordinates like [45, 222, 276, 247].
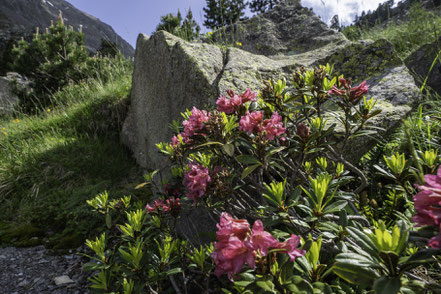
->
[0, 0, 134, 58]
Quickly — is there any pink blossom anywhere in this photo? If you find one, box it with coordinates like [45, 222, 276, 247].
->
[240, 88, 257, 103]
[182, 107, 209, 138]
[212, 236, 256, 280]
[216, 212, 250, 242]
[248, 220, 278, 256]
[183, 163, 211, 204]
[412, 166, 441, 248]
[146, 199, 168, 214]
[276, 235, 306, 261]
[349, 80, 369, 101]
[329, 78, 369, 102]
[239, 111, 263, 134]
[216, 89, 257, 114]
[260, 112, 286, 140]
[216, 95, 235, 114]
[211, 213, 305, 279]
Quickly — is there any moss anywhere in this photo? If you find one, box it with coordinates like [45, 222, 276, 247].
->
[50, 232, 85, 250]
[323, 39, 402, 82]
[0, 224, 44, 246]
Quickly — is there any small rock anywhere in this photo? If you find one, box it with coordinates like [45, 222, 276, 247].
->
[54, 275, 74, 286]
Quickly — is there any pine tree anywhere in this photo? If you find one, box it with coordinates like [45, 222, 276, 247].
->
[182, 9, 201, 41]
[155, 9, 201, 41]
[330, 15, 341, 31]
[248, 0, 280, 14]
[203, 0, 245, 30]
[11, 11, 89, 112]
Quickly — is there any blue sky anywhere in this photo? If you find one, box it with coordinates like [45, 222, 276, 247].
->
[65, 0, 388, 48]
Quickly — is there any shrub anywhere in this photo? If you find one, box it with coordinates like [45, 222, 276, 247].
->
[10, 12, 89, 113]
[85, 65, 441, 293]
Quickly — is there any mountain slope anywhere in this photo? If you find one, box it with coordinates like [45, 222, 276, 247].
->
[0, 0, 134, 58]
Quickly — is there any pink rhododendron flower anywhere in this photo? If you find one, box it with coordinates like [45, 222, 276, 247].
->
[216, 89, 257, 114]
[248, 220, 278, 256]
[182, 107, 209, 138]
[216, 212, 250, 242]
[329, 78, 369, 102]
[260, 112, 286, 140]
[239, 111, 286, 141]
[276, 234, 306, 261]
[183, 163, 211, 204]
[211, 213, 305, 279]
[216, 95, 235, 114]
[212, 236, 256, 280]
[412, 166, 441, 248]
[239, 111, 263, 134]
[146, 199, 168, 214]
[349, 80, 369, 101]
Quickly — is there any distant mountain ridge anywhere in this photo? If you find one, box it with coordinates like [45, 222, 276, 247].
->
[0, 0, 134, 58]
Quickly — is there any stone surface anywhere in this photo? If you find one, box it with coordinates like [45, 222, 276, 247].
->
[54, 275, 74, 286]
[0, 0, 134, 59]
[122, 1, 421, 171]
[405, 36, 441, 96]
[0, 245, 91, 293]
[0, 72, 28, 114]
[211, 0, 349, 57]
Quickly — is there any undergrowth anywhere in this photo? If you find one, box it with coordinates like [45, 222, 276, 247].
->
[343, 2, 441, 59]
[0, 58, 145, 245]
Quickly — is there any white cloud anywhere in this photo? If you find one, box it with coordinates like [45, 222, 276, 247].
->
[301, 0, 388, 25]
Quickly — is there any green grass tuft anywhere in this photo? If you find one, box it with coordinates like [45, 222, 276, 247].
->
[0, 58, 143, 242]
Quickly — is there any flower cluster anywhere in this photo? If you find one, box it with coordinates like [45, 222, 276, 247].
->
[216, 89, 257, 114]
[146, 197, 181, 217]
[329, 78, 369, 102]
[183, 163, 211, 204]
[412, 167, 441, 248]
[171, 107, 210, 147]
[239, 111, 286, 140]
[211, 213, 305, 280]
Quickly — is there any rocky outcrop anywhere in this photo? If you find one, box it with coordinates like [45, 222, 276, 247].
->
[0, 73, 28, 115]
[122, 0, 420, 170]
[0, 0, 134, 60]
[211, 0, 349, 57]
[405, 37, 441, 96]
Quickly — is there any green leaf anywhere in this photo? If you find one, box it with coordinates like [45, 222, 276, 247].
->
[223, 143, 235, 156]
[166, 268, 182, 276]
[105, 213, 112, 229]
[323, 200, 347, 214]
[346, 227, 379, 257]
[265, 146, 286, 158]
[241, 163, 261, 179]
[373, 276, 401, 294]
[332, 262, 378, 287]
[236, 155, 261, 165]
[256, 276, 276, 293]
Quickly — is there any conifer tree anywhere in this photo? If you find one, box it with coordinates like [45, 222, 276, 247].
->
[155, 9, 201, 41]
[203, 0, 245, 30]
[248, 0, 280, 14]
[11, 11, 89, 112]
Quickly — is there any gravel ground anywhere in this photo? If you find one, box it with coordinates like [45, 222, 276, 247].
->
[0, 245, 92, 293]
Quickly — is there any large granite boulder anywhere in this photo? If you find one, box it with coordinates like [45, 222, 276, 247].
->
[405, 36, 441, 96]
[122, 0, 420, 171]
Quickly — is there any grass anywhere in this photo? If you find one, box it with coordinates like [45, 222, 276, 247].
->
[343, 2, 441, 59]
[0, 57, 146, 244]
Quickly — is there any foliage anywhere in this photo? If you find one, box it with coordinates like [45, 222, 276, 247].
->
[203, 0, 246, 30]
[86, 64, 441, 292]
[0, 56, 140, 244]
[10, 12, 89, 113]
[97, 39, 120, 58]
[343, 1, 441, 58]
[248, 0, 280, 14]
[155, 9, 201, 42]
